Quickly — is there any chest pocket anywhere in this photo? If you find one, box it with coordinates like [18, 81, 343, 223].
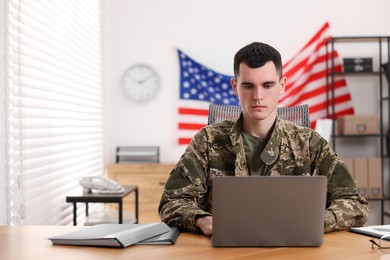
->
[209, 160, 235, 176]
[285, 166, 312, 176]
[268, 162, 311, 176]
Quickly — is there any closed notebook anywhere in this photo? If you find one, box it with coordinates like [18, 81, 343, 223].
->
[350, 225, 390, 240]
[47, 222, 176, 247]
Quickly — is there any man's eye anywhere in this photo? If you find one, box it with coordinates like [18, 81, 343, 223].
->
[264, 84, 274, 89]
[242, 84, 252, 89]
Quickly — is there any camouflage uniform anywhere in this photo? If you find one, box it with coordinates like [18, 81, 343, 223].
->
[159, 115, 369, 233]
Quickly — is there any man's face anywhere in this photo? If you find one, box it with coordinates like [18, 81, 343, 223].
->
[231, 62, 286, 122]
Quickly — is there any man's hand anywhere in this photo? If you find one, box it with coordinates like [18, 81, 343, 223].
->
[195, 216, 213, 236]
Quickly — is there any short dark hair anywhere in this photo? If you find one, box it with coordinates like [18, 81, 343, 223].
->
[233, 42, 283, 78]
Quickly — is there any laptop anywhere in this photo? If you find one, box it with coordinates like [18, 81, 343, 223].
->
[212, 176, 327, 247]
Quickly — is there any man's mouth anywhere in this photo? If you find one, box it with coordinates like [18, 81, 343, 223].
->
[251, 104, 266, 109]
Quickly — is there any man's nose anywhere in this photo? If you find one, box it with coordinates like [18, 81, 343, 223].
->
[252, 86, 264, 100]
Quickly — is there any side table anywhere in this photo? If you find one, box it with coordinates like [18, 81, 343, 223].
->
[66, 185, 138, 225]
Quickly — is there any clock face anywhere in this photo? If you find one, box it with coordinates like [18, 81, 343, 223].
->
[121, 64, 160, 102]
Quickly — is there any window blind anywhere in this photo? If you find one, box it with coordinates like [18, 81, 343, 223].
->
[0, 0, 6, 225]
[4, 0, 103, 225]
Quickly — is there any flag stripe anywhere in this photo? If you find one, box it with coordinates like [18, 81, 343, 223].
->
[309, 92, 353, 114]
[178, 138, 192, 145]
[178, 123, 207, 130]
[179, 107, 209, 116]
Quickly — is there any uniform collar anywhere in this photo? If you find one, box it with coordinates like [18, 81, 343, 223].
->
[231, 114, 281, 165]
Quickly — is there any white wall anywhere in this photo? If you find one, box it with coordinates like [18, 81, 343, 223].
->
[102, 0, 390, 164]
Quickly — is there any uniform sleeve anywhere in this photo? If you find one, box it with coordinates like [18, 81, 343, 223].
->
[323, 159, 369, 232]
[158, 131, 211, 233]
[311, 137, 369, 232]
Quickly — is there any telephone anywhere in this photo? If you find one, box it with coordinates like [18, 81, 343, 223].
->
[79, 176, 125, 194]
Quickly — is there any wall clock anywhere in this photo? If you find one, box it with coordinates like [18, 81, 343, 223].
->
[121, 64, 160, 102]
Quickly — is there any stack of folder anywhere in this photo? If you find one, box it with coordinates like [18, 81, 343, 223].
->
[47, 222, 180, 248]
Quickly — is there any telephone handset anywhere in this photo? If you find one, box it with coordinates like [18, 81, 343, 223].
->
[79, 176, 125, 194]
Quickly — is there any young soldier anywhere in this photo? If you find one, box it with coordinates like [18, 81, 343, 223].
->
[159, 42, 369, 236]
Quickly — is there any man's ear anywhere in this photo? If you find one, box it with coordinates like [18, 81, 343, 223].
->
[279, 76, 287, 94]
[231, 78, 238, 96]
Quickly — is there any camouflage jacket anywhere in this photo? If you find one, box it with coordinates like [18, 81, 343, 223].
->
[159, 116, 369, 233]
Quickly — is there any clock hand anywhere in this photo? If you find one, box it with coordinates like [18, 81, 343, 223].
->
[131, 78, 142, 83]
[139, 74, 154, 84]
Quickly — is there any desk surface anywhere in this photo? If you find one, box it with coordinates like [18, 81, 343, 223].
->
[0, 225, 388, 260]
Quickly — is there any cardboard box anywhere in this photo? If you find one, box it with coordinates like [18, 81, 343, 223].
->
[353, 158, 368, 198]
[368, 157, 382, 198]
[337, 115, 378, 135]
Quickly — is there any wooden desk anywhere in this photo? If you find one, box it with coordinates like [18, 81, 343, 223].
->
[0, 225, 388, 260]
[66, 185, 138, 225]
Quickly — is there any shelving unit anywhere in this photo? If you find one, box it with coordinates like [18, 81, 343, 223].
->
[326, 36, 390, 224]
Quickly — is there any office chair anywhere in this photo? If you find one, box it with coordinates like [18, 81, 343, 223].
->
[207, 104, 310, 127]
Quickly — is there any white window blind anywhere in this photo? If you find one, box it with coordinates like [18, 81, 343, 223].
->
[0, 0, 6, 226]
[4, 0, 103, 225]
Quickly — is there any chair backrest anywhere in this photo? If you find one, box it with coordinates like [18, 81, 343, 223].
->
[207, 104, 310, 127]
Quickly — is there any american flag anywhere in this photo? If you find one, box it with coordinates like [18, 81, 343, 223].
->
[279, 22, 354, 127]
[177, 22, 354, 145]
[177, 49, 239, 145]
